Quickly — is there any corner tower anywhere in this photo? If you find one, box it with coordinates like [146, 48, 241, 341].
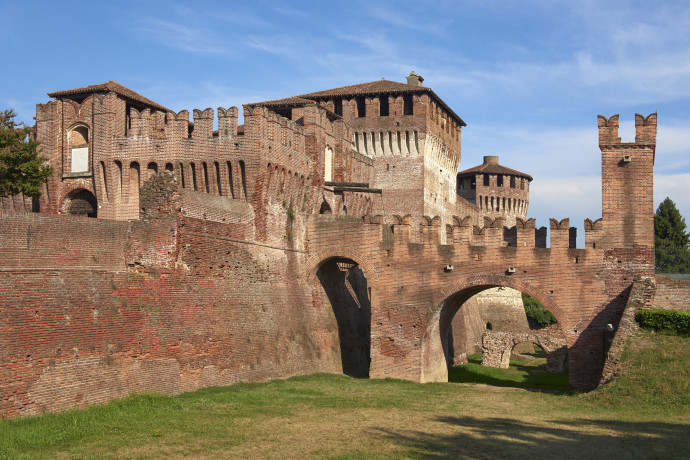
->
[598, 113, 656, 254]
[457, 155, 532, 227]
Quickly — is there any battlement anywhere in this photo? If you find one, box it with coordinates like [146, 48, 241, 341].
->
[126, 106, 240, 141]
[598, 113, 657, 146]
[355, 213, 591, 251]
[599, 113, 656, 252]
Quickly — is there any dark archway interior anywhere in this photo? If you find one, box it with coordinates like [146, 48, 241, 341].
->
[317, 258, 371, 377]
[440, 286, 489, 368]
[68, 189, 97, 218]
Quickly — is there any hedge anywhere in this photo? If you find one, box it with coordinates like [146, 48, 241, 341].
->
[635, 309, 690, 336]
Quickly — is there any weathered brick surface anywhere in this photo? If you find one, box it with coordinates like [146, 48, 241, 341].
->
[599, 276, 656, 386]
[0, 75, 669, 418]
[654, 274, 690, 311]
[481, 331, 567, 372]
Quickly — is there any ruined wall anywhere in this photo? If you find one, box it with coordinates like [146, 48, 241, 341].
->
[0, 176, 345, 418]
[653, 274, 690, 311]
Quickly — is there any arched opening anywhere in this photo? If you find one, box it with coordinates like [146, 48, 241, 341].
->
[69, 125, 90, 173]
[319, 201, 332, 214]
[315, 257, 371, 378]
[67, 189, 97, 218]
[421, 279, 567, 385]
[147, 162, 158, 180]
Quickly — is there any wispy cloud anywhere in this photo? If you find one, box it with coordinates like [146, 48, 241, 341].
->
[134, 18, 237, 56]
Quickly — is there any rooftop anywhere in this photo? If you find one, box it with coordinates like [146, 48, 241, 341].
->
[48, 81, 171, 113]
[458, 156, 533, 181]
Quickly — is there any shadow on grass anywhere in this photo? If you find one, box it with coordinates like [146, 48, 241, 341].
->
[448, 354, 569, 393]
[377, 416, 688, 459]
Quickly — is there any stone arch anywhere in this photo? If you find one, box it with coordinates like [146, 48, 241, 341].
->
[308, 253, 378, 378]
[63, 188, 98, 218]
[319, 201, 332, 214]
[68, 123, 89, 147]
[420, 275, 566, 383]
[481, 331, 568, 373]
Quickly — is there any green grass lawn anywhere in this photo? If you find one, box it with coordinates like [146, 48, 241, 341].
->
[1, 329, 688, 459]
[448, 348, 570, 392]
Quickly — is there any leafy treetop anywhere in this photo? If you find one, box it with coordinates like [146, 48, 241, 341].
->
[0, 109, 52, 198]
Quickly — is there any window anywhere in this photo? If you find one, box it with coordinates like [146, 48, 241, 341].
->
[379, 96, 389, 116]
[324, 147, 333, 182]
[356, 97, 366, 117]
[403, 95, 413, 115]
[497, 175, 503, 187]
[239, 160, 247, 200]
[69, 125, 89, 173]
[333, 98, 343, 116]
[483, 174, 489, 186]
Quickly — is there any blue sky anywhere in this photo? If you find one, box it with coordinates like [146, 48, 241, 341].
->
[2, 0, 688, 241]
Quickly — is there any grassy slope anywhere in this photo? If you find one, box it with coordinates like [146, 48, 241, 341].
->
[1, 329, 688, 459]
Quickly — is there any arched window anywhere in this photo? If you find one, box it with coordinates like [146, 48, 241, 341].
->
[69, 125, 90, 173]
[67, 189, 97, 218]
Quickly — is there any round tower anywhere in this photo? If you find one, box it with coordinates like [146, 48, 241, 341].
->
[457, 155, 532, 227]
[449, 156, 537, 364]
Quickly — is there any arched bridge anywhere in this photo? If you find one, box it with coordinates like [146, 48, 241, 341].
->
[307, 211, 653, 390]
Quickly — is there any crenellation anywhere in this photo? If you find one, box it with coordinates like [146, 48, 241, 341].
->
[0, 75, 664, 417]
[634, 112, 657, 145]
[165, 110, 190, 138]
[598, 114, 620, 145]
[192, 108, 214, 139]
[217, 106, 239, 140]
[584, 217, 603, 250]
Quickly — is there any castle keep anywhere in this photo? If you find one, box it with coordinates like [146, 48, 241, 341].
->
[0, 74, 657, 417]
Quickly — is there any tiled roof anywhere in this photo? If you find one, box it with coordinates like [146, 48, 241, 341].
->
[457, 163, 533, 181]
[48, 81, 171, 112]
[299, 80, 419, 98]
[245, 96, 317, 107]
[298, 79, 466, 127]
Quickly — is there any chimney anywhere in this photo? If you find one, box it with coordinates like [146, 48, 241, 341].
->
[406, 71, 424, 86]
[483, 156, 499, 165]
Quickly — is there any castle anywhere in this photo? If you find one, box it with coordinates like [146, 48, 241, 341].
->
[0, 73, 662, 417]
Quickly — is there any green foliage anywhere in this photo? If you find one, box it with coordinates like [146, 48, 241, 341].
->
[1, 332, 689, 459]
[654, 197, 690, 273]
[635, 308, 690, 336]
[448, 351, 569, 392]
[522, 293, 557, 328]
[0, 109, 51, 198]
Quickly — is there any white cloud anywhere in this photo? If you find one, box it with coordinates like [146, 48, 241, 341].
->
[134, 18, 236, 56]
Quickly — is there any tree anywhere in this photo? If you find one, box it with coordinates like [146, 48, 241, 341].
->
[522, 293, 556, 328]
[0, 109, 52, 198]
[654, 197, 690, 273]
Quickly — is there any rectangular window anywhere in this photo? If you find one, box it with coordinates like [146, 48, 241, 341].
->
[403, 95, 413, 115]
[334, 98, 343, 116]
[379, 96, 389, 116]
[356, 97, 366, 117]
